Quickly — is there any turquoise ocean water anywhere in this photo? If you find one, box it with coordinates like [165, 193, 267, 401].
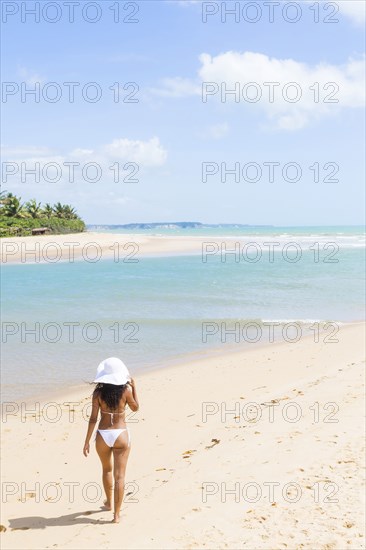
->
[1, 226, 365, 401]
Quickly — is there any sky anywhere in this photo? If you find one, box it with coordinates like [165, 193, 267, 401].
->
[1, 0, 365, 225]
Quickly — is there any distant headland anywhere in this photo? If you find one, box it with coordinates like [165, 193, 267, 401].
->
[87, 222, 274, 230]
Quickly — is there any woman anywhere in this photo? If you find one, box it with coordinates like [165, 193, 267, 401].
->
[83, 357, 139, 523]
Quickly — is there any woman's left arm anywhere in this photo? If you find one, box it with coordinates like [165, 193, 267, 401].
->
[83, 393, 100, 457]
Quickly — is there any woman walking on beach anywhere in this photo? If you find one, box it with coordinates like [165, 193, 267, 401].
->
[83, 357, 139, 523]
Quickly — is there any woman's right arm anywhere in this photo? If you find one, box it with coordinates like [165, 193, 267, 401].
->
[126, 379, 139, 411]
[83, 392, 100, 457]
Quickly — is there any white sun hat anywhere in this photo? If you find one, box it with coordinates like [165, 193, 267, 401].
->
[94, 357, 131, 386]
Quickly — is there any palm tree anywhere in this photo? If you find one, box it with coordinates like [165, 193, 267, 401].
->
[0, 191, 14, 206]
[42, 203, 54, 219]
[0, 190, 9, 203]
[63, 204, 78, 220]
[25, 199, 42, 219]
[53, 202, 65, 218]
[2, 195, 25, 218]
[0, 191, 9, 214]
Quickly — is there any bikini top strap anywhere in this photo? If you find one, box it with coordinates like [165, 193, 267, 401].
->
[100, 410, 114, 425]
[98, 395, 126, 426]
[101, 410, 124, 426]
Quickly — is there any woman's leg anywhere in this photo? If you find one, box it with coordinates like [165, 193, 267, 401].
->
[95, 433, 113, 510]
[112, 431, 131, 523]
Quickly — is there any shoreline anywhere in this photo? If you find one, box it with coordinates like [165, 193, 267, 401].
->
[2, 320, 364, 408]
[1, 229, 364, 265]
[1, 321, 365, 549]
[0, 232, 213, 265]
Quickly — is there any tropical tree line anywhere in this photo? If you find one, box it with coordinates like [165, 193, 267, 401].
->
[0, 191, 85, 237]
[0, 192, 81, 220]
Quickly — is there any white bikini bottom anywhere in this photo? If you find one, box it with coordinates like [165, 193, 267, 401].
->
[97, 428, 130, 448]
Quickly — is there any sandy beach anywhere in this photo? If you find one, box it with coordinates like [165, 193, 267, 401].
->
[3, 0, 364, 548]
[0, 232, 213, 264]
[1, 322, 365, 549]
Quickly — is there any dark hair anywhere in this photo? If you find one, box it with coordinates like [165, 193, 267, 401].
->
[93, 383, 128, 410]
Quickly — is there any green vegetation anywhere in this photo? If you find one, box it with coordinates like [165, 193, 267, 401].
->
[0, 192, 86, 237]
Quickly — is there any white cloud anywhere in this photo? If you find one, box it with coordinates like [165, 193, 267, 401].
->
[1, 137, 168, 185]
[324, 0, 365, 26]
[155, 51, 365, 130]
[102, 137, 167, 166]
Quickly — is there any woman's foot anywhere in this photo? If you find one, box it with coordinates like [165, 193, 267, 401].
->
[102, 499, 112, 511]
[112, 513, 120, 523]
